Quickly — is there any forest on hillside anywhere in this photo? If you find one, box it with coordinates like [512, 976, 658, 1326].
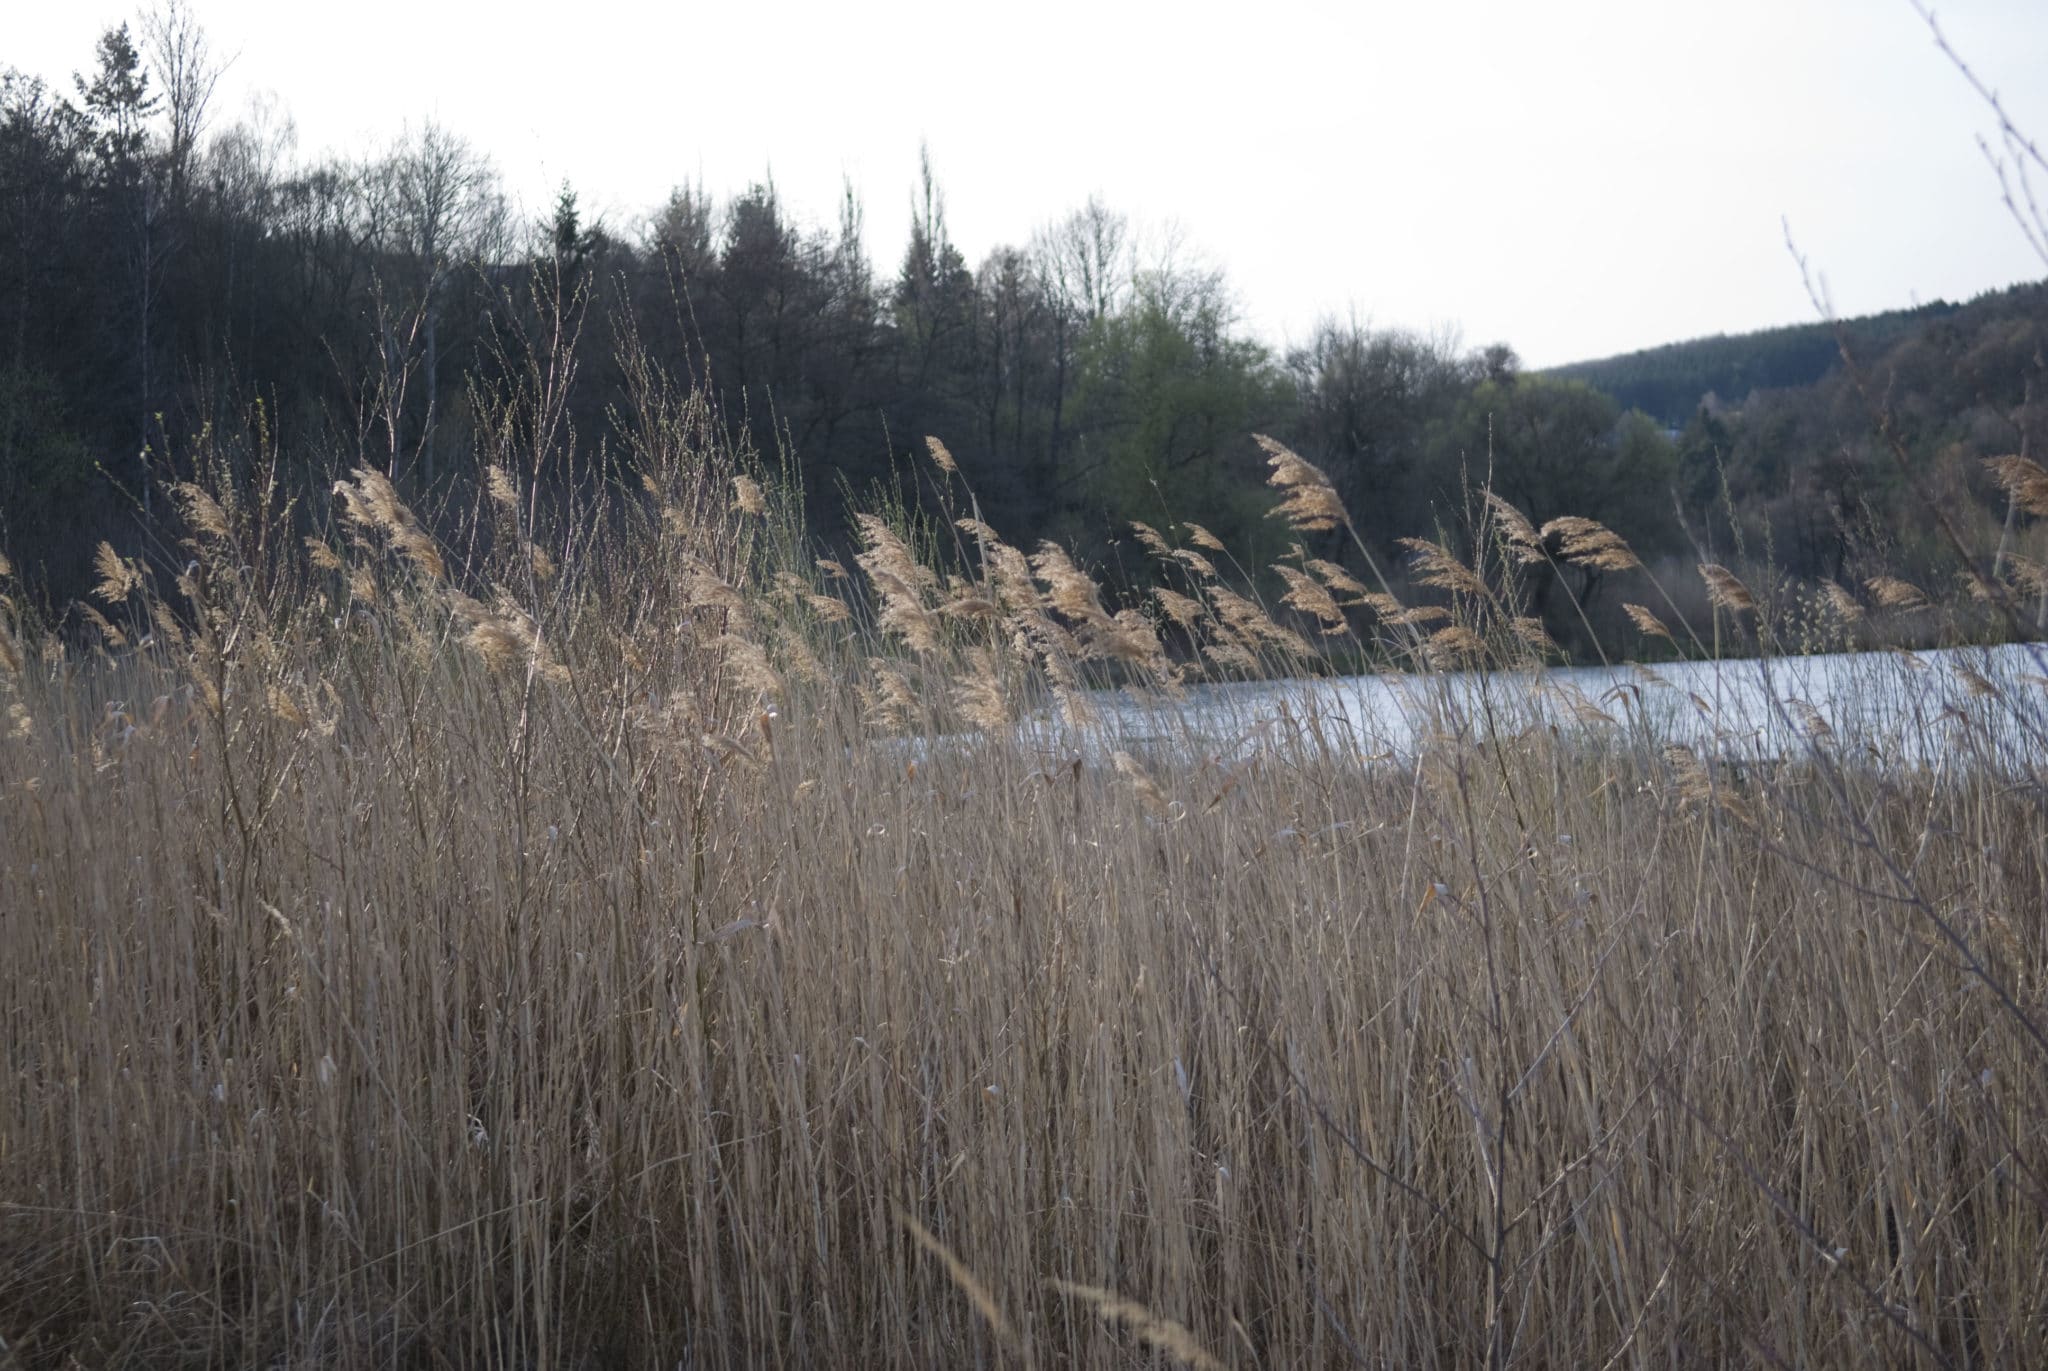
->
[4, 11, 2046, 651]
[1550, 295, 1994, 425]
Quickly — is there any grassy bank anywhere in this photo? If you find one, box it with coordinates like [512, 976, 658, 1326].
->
[1, 385, 2045, 1368]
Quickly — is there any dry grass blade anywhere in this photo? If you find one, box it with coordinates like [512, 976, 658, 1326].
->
[894, 1209, 1016, 1349]
[1048, 1279, 1225, 1371]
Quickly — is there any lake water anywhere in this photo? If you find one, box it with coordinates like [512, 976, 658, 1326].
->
[1034, 641, 2048, 773]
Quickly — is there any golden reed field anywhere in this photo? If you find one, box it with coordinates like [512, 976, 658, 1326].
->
[3, 365, 2047, 1368]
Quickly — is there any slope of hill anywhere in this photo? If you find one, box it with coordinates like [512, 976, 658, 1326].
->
[1548, 283, 2048, 424]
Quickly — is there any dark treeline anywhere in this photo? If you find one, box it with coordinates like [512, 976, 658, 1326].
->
[5, 10, 2045, 651]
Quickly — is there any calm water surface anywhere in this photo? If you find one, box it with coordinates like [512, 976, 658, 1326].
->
[1036, 641, 2048, 772]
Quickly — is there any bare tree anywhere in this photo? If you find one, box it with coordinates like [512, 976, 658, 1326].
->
[1033, 195, 1129, 325]
[360, 121, 505, 479]
[139, 0, 225, 213]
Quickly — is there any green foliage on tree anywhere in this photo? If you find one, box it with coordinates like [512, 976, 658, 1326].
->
[1068, 270, 1286, 557]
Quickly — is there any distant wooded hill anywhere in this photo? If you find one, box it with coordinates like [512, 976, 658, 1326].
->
[1549, 283, 2048, 425]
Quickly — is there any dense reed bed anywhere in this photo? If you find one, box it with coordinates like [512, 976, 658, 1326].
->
[1, 374, 2046, 1368]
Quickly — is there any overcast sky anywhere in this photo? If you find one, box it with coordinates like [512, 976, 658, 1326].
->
[10, 0, 2048, 366]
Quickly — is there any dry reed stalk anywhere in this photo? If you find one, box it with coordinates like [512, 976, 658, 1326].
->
[1201, 640, 1260, 673]
[1152, 587, 1204, 631]
[855, 515, 940, 653]
[1509, 615, 1557, 655]
[1540, 516, 1641, 571]
[335, 467, 446, 580]
[1821, 580, 1864, 622]
[1983, 453, 2048, 516]
[172, 482, 233, 544]
[1865, 575, 1929, 610]
[1111, 749, 1170, 816]
[895, 1209, 1016, 1349]
[1624, 603, 1674, 641]
[1206, 584, 1311, 656]
[1257, 435, 1347, 533]
[861, 657, 919, 731]
[1129, 520, 1172, 556]
[1047, 1280, 1225, 1371]
[486, 463, 520, 511]
[1786, 697, 1834, 739]
[1030, 543, 1111, 629]
[1273, 564, 1349, 634]
[1486, 492, 1544, 564]
[952, 647, 1010, 731]
[1698, 563, 1755, 613]
[714, 634, 785, 699]
[11, 410, 2048, 1371]
[1306, 557, 1370, 604]
[92, 543, 141, 602]
[1424, 623, 1487, 667]
[1398, 538, 1489, 598]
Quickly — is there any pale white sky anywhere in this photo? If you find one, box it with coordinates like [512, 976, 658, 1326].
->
[10, 0, 2047, 366]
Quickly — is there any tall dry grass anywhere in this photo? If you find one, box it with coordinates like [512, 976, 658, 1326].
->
[1, 360, 2045, 1368]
